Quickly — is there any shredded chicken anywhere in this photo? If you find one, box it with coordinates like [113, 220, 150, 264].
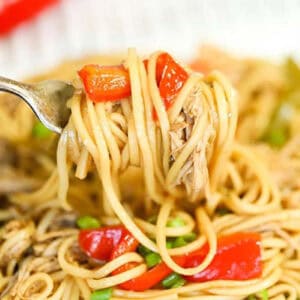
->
[0, 207, 79, 298]
[169, 84, 216, 201]
[0, 220, 35, 267]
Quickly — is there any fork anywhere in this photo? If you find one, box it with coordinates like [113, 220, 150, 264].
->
[0, 75, 75, 134]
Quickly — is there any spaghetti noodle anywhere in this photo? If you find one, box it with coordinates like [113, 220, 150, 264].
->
[0, 48, 299, 300]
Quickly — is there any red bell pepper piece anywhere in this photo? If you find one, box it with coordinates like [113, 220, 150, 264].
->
[79, 225, 262, 291]
[184, 232, 262, 282]
[118, 256, 186, 291]
[143, 54, 168, 84]
[0, 0, 59, 36]
[110, 229, 139, 275]
[79, 53, 187, 115]
[110, 231, 139, 260]
[78, 64, 131, 103]
[147, 53, 188, 119]
[114, 232, 261, 291]
[107, 222, 186, 291]
[157, 53, 188, 110]
[190, 60, 212, 75]
[78, 225, 131, 261]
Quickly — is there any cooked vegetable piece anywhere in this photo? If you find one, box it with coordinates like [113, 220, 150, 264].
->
[90, 288, 113, 300]
[32, 122, 51, 138]
[166, 240, 174, 249]
[78, 225, 131, 261]
[263, 58, 300, 147]
[171, 277, 186, 288]
[76, 216, 101, 229]
[262, 102, 291, 147]
[114, 232, 261, 291]
[260, 289, 268, 300]
[145, 252, 162, 268]
[78, 64, 131, 102]
[110, 230, 139, 260]
[167, 216, 185, 228]
[79, 223, 262, 291]
[162, 272, 185, 289]
[79, 53, 188, 120]
[264, 126, 288, 147]
[185, 232, 262, 282]
[182, 232, 197, 242]
[157, 53, 188, 108]
[137, 244, 152, 256]
[117, 256, 186, 291]
[172, 236, 187, 248]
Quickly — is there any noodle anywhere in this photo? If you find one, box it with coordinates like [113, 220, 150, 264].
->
[0, 48, 299, 299]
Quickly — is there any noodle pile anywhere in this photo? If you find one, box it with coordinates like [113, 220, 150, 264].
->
[0, 48, 299, 300]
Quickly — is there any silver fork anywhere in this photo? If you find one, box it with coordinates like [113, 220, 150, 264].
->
[0, 75, 75, 134]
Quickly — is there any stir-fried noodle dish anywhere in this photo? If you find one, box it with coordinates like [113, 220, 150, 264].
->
[0, 46, 300, 300]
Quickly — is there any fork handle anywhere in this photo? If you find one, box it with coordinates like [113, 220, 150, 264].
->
[0, 75, 35, 108]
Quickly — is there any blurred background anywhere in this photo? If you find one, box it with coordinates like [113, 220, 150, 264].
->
[1, 0, 300, 78]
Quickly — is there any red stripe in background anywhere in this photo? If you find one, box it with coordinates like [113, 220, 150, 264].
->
[0, 0, 59, 36]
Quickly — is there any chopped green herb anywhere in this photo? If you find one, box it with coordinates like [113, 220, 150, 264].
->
[162, 273, 185, 289]
[137, 244, 152, 256]
[145, 252, 161, 268]
[172, 236, 187, 248]
[77, 216, 101, 229]
[32, 122, 51, 138]
[167, 217, 185, 228]
[90, 288, 112, 300]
